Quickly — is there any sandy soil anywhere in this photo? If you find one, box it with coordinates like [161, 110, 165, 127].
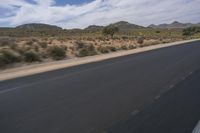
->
[0, 39, 199, 81]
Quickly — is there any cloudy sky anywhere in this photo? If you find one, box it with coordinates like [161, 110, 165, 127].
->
[0, 0, 200, 29]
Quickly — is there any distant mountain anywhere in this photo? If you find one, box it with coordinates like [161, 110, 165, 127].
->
[84, 25, 104, 31]
[84, 21, 144, 32]
[196, 23, 200, 26]
[12, 21, 200, 32]
[109, 21, 144, 31]
[0, 27, 13, 30]
[148, 21, 199, 29]
[16, 23, 62, 30]
[148, 24, 157, 28]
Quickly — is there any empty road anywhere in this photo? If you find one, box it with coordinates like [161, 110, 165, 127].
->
[0, 41, 200, 133]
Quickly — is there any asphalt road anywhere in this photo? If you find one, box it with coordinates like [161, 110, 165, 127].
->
[107, 67, 200, 133]
[0, 41, 200, 133]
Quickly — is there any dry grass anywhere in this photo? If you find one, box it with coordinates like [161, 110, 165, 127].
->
[0, 28, 199, 69]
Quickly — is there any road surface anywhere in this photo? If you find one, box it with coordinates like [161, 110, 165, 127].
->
[0, 41, 200, 133]
[107, 67, 200, 133]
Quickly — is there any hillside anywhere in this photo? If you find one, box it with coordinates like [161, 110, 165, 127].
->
[148, 21, 200, 29]
[84, 21, 144, 32]
[0, 21, 199, 37]
[84, 25, 104, 31]
[16, 23, 62, 30]
[109, 21, 144, 31]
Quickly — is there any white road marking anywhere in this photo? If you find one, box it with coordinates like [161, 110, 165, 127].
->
[154, 95, 161, 100]
[169, 84, 175, 89]
[131, 110, 140, 116]
[189, 71, 194, 75]
[192, 120, 200, 133]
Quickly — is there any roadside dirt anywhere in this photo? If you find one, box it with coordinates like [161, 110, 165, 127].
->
[0, 39, 199, 81]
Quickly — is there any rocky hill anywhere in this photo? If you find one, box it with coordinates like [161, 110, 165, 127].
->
[109, 21, 144, 31]
[148, 21, 200, 29]
[16, 23, 62, 30]
[84, 25, 104, 31]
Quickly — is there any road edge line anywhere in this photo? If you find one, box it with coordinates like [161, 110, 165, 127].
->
[192, 120, 200, 133]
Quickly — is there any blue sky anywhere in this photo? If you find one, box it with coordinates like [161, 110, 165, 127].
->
[0, 0, 200, 28]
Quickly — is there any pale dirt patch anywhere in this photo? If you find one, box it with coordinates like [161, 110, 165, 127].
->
[0, 39, 199, 81]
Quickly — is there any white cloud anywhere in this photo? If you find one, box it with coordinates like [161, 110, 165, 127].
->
[0, 0, 200, 28]
[33, 0, 55, 6]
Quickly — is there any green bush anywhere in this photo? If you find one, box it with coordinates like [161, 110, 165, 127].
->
[48, 45, 66, 60]
[128, 45, 137, 49]
[108, 46, 117, 52]
[156, 30, 161, 33]
[98, 46, 110, 53]
[0, 39, 18, 50]
[102, 26, 119, 38]
[137, 37, 144, 44]
[121, 45, 128, 50]
[0, 50, 21, 67]
[77, 44, 97, 57]
[78, 49, 89, 57]
[183, 27, 200, 36]
[24, 51, 40, 62]
[75, 41, 86, 49]
[121, 36, 129, 40]
[39, 41, 48, 48]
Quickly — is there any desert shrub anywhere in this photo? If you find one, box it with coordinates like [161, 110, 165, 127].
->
[48, 45, 66, 60]
[0, 40, 10, 46]
[9, 43, 18, 50]
[77, 44, 97, 57]
[138, 43, 146, 48]
[0, 39, 18, 50]
[0, 39, 17, 50]
[17, 48, 26, 55]
[75, 41, 86, 49]
[129, 45, 137, 49]
[137, 37, 144, 44]
[87, 44, 95, 51]
[161, 39, 171, 44]
[31, 38, 38, 42]
[102, 26, 119, 38]
[69, 46, 75, 51]
[33, 45, 39, 52]
[78, 49, 89, 57]
[121, 36, 129, 40]
[97, 36, 105, 41]
[24, 51, 40, 62]
[121, 45, 128, 50]
[98, 46, 110, 53]
[0, 50, 21, 66]
[156, 30, 161, 33]
[60, 45, 68, 51]
[39, 41, 48, 48]
[183, 27, 200, 36]
[108, 46, 117, 52]
[0, 53, 5, 67]
[26, 40, 34, 45]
